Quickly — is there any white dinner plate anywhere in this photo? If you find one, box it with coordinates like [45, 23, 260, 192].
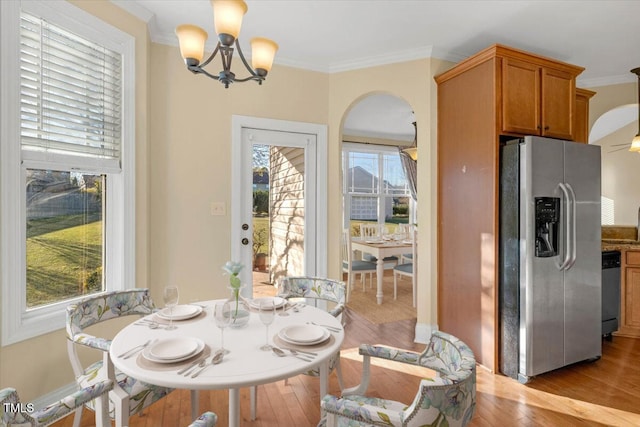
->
[365, 239, 382, 244]
[148, 337, 199, 360]
[248, 296, 286, 310]
[278, 324, 330, 346]
[156, 304, 202, 321]
[143, 337, 204, 363]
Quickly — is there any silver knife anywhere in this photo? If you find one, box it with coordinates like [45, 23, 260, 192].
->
[177, 356, 206, 375]
[118, 339, 151, 358]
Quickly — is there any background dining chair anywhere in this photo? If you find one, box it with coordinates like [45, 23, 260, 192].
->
[320, 330, 476, 427]
[250, 276, 346, 421]
[393, 227, 417, 307]
[358, 223, 398, 270]
[397, 223, 414, 263]
[0, 379, 113, 427]
[65, 289, 174, 427]
[342, 228, 377, 300]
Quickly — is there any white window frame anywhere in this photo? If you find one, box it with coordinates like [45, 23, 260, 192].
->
[342, 142, 412, 228]
[0, 0, 136, 345]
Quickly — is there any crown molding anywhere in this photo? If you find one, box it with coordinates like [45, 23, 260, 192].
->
[578, 73, 636, 88]
[110, 0, 153, 22]
[109, 0, 635, 84]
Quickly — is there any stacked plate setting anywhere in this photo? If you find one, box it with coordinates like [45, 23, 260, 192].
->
[278, 324, 330, 346]
[143, 337, 205, 363]
[156, 304, 202, 321]
[248, 296, 286, 310]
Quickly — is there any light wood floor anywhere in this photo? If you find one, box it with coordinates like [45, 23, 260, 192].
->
[52, 279, 640, 427]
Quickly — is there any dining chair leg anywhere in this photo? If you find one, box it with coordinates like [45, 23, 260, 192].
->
[72, 407, 82, 427]
[94, 391, 109, 427]
[393, 272, 398, 300]
[335, 356, 344, 391]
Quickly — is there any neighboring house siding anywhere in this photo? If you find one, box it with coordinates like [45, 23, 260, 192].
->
[269, 146, 305, 284]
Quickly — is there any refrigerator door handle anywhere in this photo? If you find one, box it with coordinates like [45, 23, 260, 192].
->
[558, 183, 572, 271]
[565, 183, 578, 270]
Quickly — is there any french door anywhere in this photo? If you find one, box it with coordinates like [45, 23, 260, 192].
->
[231, 116, 327, 296]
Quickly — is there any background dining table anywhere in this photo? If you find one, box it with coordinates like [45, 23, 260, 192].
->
[109, 299, 344, 427]
[351, 238, 413, 304]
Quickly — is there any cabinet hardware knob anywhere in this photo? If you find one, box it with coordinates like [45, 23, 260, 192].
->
[241, 238, 249, 245]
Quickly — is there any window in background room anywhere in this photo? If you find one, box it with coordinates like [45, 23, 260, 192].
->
[342, 143, 412, 236]
[0, 0, 135, 344]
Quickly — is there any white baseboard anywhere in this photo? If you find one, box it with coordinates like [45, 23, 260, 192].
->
[31, 382, 78, 410]
[414, 322, 438, 344]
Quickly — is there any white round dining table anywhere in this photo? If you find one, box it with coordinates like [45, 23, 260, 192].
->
[109, 299, 344, 427]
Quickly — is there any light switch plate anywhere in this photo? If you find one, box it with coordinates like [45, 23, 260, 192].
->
[210, 202, 226, 216]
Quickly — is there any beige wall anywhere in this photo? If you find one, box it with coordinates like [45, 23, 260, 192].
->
[147, 43, 329, 307]
[587, 82, 640, 226]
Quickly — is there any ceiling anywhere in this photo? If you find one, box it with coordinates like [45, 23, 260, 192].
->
[112, 0, 640, 141]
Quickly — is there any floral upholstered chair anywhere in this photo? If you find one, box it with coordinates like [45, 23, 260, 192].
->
[188, 411, 218, 427]
[250, 276, 347, 420]
[279, 276, 346, 322]
[65, 289, 174, 427]
[0, 382, 217, 427]
[320, 330, 476, 427]
[0, 380, 112, 426]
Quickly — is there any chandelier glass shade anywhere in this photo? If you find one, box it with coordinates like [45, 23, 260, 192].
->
[402, 121, 418, 160]
[175, 0, 278, 88]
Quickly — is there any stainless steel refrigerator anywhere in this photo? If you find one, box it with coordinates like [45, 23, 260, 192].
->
[499, 136, 602, 383]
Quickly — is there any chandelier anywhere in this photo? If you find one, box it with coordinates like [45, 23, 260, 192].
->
[631, 67, 640, 152]
[175, 0, 278, 88]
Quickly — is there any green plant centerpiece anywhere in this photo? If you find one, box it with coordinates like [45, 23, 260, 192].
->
[222, 261, 250, 328]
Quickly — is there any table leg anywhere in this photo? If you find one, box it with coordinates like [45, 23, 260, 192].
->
[190, 390, 199, 421]
[319, 361, 329, 403]
[376, 257, 384, 304]
[229, 388, 240, 427]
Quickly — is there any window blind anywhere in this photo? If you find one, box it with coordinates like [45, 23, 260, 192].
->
[19, 12, 122, 168]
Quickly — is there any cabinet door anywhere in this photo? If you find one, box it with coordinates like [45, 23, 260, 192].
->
[574, 88, 596, 143]
[541, 68, 575, 140]
[502, 58, 540, 135]
[623, 266, 640, 333]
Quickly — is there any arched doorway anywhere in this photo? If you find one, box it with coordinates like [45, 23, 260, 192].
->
[340, 93, 418, 324]
[589, 104, 640, 225]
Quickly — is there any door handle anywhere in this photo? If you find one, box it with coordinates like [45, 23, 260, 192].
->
[565, 183, 577, 270]
[241, 238, 249, 245]
[557, 183, 571, 271]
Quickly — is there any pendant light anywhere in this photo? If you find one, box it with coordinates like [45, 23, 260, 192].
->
[630, 67, 640, 152]
[402, 121, 418, 160]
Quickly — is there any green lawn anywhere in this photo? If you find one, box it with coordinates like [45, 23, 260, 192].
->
[26, 219, 103, 307]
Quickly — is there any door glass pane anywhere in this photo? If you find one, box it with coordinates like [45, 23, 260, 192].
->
[26, 169, 105, 308]
[252, 144, 306, 288]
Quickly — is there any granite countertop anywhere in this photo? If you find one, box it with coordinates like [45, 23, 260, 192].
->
[602, 239, 640, 252]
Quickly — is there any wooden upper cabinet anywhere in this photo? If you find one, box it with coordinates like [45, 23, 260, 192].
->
[574, 88, 596, 143]
[501, 57, 577, 140]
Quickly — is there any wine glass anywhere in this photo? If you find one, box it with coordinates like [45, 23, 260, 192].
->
[259, 299, 275, 351]
[213, 301, 231, 354]
[163, 286, 179, 330]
